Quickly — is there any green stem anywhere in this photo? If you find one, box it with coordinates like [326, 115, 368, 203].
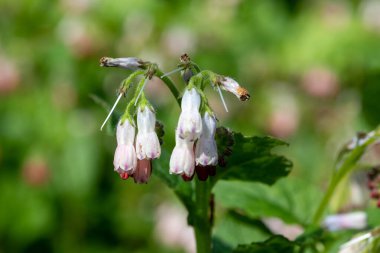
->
[156, 63, 213, 252]
[312, 134, 378, 225]
[155, 69, 181, 106]
[194, 180, 212, 253]
[311, 175, 341, 226]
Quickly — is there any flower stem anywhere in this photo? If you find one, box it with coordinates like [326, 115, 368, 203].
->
[155, 69, 181, 106]
[311, 175, 341, 226]
[311, 133, 378, 225]
[194, 180, 212, 253]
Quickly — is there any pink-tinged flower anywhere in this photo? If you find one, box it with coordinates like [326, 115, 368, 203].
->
[113, 120, 137, 174]
[324, 212, 367, 231]
[136, 106, 161, 160]
[177, 88, 202, 141]
[170, 131, 195, 177]
[219, 76, 250, 101]
[133, 159, 152, 184]
[195, 112, 218, 166]
[100, 57, 144, 70]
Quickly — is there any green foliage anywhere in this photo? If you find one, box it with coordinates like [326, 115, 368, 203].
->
[214, 132, 292, 185]
[361, 72, 380, 127]
[232, 235, 299, 253]
[214, 178, 321, 225]
[154, 129, 293, 224]
[2, 0, 380, 252]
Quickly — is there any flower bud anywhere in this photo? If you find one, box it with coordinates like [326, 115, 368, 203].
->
[195, 112, 218, 166]
[170, 131, 195, 177]
[100, 57, 144, 70]
[177, 88, 202, 141]
[113, 120, 137, 174]
[133, 159, 152, 184]
[219, 76, 250, 101]
[136, 106, 161, 160]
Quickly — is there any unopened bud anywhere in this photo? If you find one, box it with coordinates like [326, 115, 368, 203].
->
[100, 57, 145, 70]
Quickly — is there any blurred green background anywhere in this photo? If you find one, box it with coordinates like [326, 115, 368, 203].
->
[1, 0, 380, 252]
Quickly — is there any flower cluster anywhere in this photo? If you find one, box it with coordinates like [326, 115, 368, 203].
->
[113, 105, 161, 184]
[169, 88, 218, 181]
[170, 88, 218, 180]
[100, 55, 249, 183]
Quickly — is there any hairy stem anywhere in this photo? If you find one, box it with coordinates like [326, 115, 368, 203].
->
[312, 134, 378, 225]
[194, 180, 212, 253]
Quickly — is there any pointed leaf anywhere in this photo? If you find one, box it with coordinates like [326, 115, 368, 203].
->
[214, 130, 292, 185]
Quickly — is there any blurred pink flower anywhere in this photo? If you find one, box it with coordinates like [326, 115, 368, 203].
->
[301, 68, 339, 98]
[155, 204, 196, 253]
[262, 217, 304, 240]
[324, 212, 367, 231]
[0, 58, 20, 95]
[22, 159, 50, 187]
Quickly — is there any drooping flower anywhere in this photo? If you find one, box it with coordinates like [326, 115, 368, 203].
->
[219, 76, 250, 101]
[195, 112, 218, 166]
[169, 130, 195, 177]
[133, 159, 152, 184]
[177, 88, 202, 141]
[113, 120, 137, 175]
[135, 106, 161, 160]
[100, 57, 145, 70]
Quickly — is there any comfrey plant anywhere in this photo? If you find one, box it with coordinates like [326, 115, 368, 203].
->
[100, 54, 251, 186]
[98, 54, 283, 252]
[97, 54, 380, 253]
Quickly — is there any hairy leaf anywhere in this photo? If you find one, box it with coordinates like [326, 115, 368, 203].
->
[214, 129, 292, 185]
[233, 235, 299, 253]
[214, 178, 322, 225]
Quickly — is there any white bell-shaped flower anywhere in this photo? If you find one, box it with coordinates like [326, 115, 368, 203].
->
[177, 88, 202, 141]
[169, 130, 195, 177]
[135, 106, 161, 160]
[220, 77, 250, 101]
[195, 112, 218, 166]
[113, 120, 137, 174]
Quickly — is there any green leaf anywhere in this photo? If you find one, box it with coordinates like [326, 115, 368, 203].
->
[233, 235, 299, 253]
[360, 72, 380, 127]
[214, 178, 322, 225]
[212, 237, 233, 253]
[214, 131, 292, 185]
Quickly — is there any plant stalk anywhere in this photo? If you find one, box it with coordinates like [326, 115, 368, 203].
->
[194, 179, 212, 253]
[312, 134, 378, 225]
[155, 69, 181, 106]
